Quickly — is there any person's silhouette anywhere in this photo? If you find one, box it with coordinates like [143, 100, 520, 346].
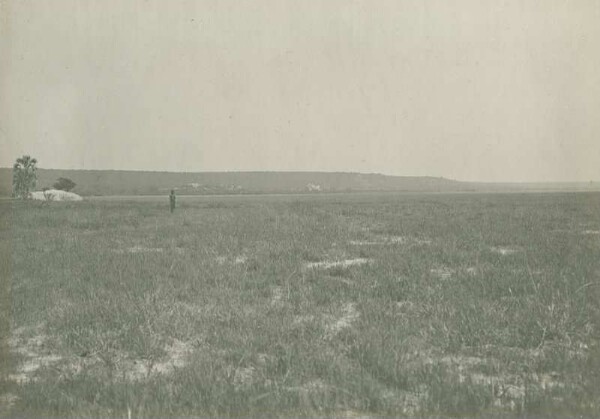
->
[169, 189, 176, 213]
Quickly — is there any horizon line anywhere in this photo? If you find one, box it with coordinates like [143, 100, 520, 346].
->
[2, 166, 600, 184]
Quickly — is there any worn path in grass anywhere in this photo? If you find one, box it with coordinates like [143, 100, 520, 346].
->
[1, 192, 600, 418]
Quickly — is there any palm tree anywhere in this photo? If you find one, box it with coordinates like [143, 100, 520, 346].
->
[12, 155, 38, 199]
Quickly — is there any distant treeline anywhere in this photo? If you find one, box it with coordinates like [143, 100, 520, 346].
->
[0, 169, 470, 196]
[1, 168, 599, 197]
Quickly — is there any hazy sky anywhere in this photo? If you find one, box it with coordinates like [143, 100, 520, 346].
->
[1, 0, 599, 182]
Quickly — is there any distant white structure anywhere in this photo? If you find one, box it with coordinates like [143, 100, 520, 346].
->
[30, 189, 83, 201]
[306, 183, 322, 192]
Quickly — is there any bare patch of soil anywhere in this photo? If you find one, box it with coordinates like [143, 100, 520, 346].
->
[215, 255, 248, 265]
[114, 246, 164, 254]
[490, 246, 521, 256]
[9, 325, 196, 384]
[8, 325, 62, 384]
[349, 236, 431, 246]
[234, 255, 248, 265]
[305, 258, 372, 270]
[233, 366, 257, 391]
[430, 267, 454, 280]
[119, 339, 194, 381]
[417, 351, 569, 411]
[270, 286, 285, 308]
[323, 302, 359, 339]
[349, 236, 406, 246]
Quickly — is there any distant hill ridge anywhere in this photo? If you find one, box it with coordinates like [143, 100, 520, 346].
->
[0, 168, 468, 196]
[1, 168, 598, 196]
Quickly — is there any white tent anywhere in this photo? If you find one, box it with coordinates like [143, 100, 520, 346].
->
[30, 189, 83, 201]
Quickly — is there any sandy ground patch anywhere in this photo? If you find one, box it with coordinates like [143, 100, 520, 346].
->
[430, 267, 454, 280]
[117, 339, 194, 381]
[305, 258, 372, 270]
[581, 230, 600, 235]
[114, 246, 164, 254]
[234, 255, 248, 264]
[216, 255, 248, 265]
[324, 303, 359, 339]
[233, 366, 257, 391]
[430, 266, 479, 280]
[8, 325, 195, 383]
[8, 325, 62, 384]
[278, 381, 427, 417]
[349, 236, 406, 246]
[349, 236, 431, 246]
[231, 353, 281, 392]
[490, 246, 521, 256]
[416, 351, 569, 411]
[397, 387, 430, 416]
[349, 240, 386, 246]
[270, 286, 285, 308]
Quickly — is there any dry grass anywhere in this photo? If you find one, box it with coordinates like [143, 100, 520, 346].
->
[1, 192, 600, 418]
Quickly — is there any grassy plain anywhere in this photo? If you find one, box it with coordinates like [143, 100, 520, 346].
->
[1, 192, 600, 418]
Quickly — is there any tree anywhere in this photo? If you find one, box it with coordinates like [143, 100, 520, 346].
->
[53, 177, 76, 192]
[12, 155, 38, 199]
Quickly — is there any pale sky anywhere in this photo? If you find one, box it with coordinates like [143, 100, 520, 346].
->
[1, 0, 599, 182]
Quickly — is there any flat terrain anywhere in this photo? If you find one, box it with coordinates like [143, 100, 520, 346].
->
[1, 192, 600, 418]
[0, 169, 466, 197]
[2, 168, 599, 197]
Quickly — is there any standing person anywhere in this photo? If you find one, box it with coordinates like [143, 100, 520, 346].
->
[169, 189, 176, 213]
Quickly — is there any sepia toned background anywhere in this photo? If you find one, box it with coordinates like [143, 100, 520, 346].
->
[1, 0, 599, 182]
[2, 2, 600, 418]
